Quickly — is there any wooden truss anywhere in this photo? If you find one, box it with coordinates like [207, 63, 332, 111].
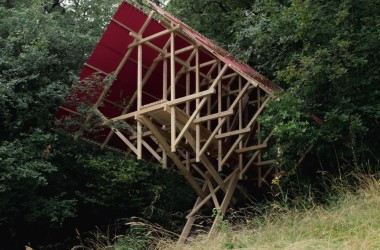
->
[67, 7, 278, 243]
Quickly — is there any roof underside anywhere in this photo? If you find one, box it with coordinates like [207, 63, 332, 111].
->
[57, 1, 280, 151]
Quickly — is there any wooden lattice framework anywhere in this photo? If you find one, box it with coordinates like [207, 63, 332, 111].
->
[58, 1, 281, 243]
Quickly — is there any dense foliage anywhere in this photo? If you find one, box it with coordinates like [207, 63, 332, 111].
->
[0, 0, 193, 248]
[167, 0, 380, 174]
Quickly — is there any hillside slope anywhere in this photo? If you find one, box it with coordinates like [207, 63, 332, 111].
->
[158, 176, 380, 250]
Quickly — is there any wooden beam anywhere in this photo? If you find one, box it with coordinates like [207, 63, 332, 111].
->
[139, 116, 208, 200]
[94, 109, 138, 155]
[194, 110, 234, 124]
[215, 128, 251, 140]
[128, 25, 180, 48]
[137, 44, 143, 159]
[166, 89, 215, 106]
[84, 63, 110, 76]
[186, 168, 239, 219]
[141, 139, 162, 161]
[208, 170, 239, 237]
[242, 131, 273, 175]
[172, 64, 228, 149]
[186, 59, 218, 72]
[195, 47, 201, 162]
[173, 118, 227, 192]
[219, 96, 270, 167]
[157, 45, 196, 61]
[170, 29, 176, 152]
[178, 181, 209, 244]
[235, 143, 268, 154]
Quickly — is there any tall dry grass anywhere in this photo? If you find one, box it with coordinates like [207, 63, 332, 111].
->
[158, 174, 380, 250]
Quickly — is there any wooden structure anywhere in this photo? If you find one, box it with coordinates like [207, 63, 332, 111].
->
[57, 0, 281, 243]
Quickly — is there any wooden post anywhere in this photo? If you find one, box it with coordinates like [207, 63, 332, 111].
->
[238, 77, 243, 179]
[163, 57, 168, 100]
[170, 28, 176, 152]
[136, 44, 143, 159]
[208, 170, 240, 237]
[195, 47, 201, 162]
[217, 63, 223, 171]
[186, 71, 191, 170]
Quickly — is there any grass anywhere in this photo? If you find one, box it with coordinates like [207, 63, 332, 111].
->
[156, 174, 380, 250]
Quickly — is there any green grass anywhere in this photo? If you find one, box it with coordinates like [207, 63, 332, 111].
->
[157, 175, 380, 250]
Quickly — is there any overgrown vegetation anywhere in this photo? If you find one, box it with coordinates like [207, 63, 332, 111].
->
[0, 1, 193, 248]
[158, 174, 380, 250]
[1, 0, 379, 248]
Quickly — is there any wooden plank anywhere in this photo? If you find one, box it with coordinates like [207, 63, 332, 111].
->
[215, 127, 251, 140]
[84, 63, 110, 76]
[158, 45, 195, 61]
[186, 59, 217, 72]
[208, 170, 239, 237]
[142, 91, 160, 101]
[220, 134, 244, 167]
[246, 96, 271, 128]
[195, 48, 201, 162]
[128, 25, 179, 48]
[222, 72, 238, 80]
[178, 181, 209, 244]
[172, 96, 207, 148]
[137, 44, 143, 159]
[60, 106, 80, 116]
[170, 29, 176, 152]
[166, 89, 215, 106]
[129, 131, 152, 140]
[141, 139, 161, 161]
[194, 110, 234, 124]
[139, 116, 208, 200]
[242, 131, 273, 175]
[173, 119, 227, 192]
[199, 117, 226, 157]
[206, 177, 220, 209]
[238, 77, 243, 179]
[219, 98, 270, 167]
[94, 109, 138, 154]
[235, 143, 268, 154]
[110, 103, 166, 122]
[186, 169, 239, 219]
[163, 57, 168, 100]
[217, 63, 223, 171]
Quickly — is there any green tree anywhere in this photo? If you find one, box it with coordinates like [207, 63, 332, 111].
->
[167, 0, 380, 173]
[0, 0, 116, 246]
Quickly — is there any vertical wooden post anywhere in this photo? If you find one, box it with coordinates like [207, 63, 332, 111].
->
[163, 57, 168, 100]
[178, 181, 209, 244]
[207, 91, 211, 130]
[195, 47, 200, 162]
[257, 88, 262, 186]
[217, 63, 222, 171]
[226, 84, 231, 129]
[238, 77, 243, 179]
[208, 170, 239, 238]
[162, 53, 168, 168]
[170, 28, 176, 152]
[137, 44, 143, 159]
[186, 71, 191, 170]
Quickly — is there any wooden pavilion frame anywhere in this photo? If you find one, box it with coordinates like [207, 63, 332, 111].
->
[59, 1, 281, 243]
